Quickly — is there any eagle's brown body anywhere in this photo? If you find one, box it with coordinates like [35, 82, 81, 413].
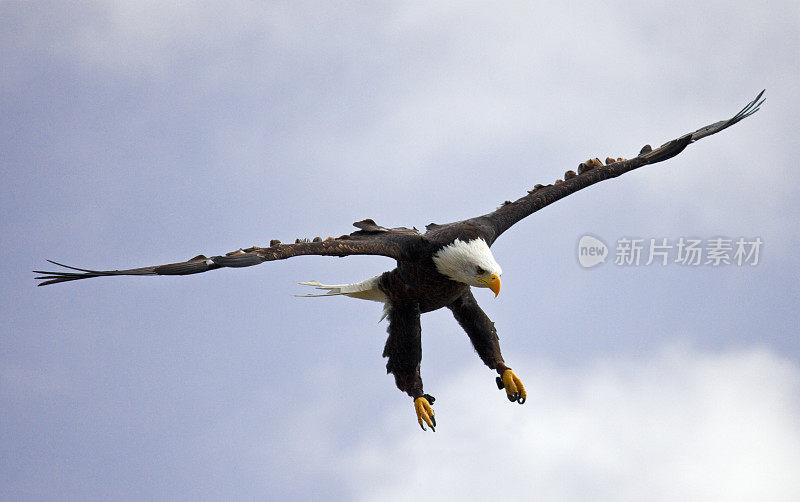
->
[382, 254, 468, 312]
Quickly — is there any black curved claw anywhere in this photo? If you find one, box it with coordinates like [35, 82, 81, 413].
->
[419, 421, 436, 432]
[517, 395, 526, 405]
[507, 392, 518, 402]
[496, 376, 504, 390]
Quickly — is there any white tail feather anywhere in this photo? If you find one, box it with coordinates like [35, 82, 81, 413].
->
[295, 276, 387, 303]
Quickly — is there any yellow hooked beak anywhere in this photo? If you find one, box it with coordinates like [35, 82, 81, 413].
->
[477, 273, 501, 298]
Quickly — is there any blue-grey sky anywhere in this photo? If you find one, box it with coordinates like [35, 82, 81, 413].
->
[2, 1, 799, 500]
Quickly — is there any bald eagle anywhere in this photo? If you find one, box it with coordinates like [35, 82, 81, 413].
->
[35, 90, 764, 431]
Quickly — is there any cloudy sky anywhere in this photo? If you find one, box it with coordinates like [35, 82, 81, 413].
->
[2, 1, 799, 500]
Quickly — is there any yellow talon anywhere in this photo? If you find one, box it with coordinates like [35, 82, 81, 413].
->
[501, 369, 527, 404]
[414, 396, 436, 431]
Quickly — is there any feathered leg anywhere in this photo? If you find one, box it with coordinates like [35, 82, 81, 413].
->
[448, 289, 526, 404]
[382, 302, 436, 431]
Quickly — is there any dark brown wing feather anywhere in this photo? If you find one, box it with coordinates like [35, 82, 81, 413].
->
[34, 220, 422, 286]
[35, 91, 765, 285]
[440, 90, 765, 245]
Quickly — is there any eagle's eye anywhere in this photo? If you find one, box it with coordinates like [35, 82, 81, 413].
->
[475, 266, 486, 275]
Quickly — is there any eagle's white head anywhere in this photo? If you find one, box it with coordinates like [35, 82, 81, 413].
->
[432, 238, 503, 297]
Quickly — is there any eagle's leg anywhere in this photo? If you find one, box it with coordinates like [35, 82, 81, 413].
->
[383, 302, 436, 431]
[448, 289, 527, 405]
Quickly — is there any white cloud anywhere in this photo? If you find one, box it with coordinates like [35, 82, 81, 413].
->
[11, 2, 794, 227]
[340, 345, 800, 502]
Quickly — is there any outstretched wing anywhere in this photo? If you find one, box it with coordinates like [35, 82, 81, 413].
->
[450, 90, 765, 245]
[34, 219, 422, 286]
